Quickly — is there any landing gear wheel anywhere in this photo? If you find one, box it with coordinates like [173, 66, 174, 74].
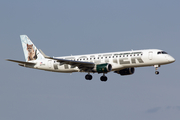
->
[85, 74, 92, 80]
[155, 71, 159, 75]
[100, 76, 107, 82]
[154, 65, 160, 75]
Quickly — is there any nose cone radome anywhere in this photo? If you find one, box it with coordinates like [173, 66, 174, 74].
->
[169, 56, 175, 63]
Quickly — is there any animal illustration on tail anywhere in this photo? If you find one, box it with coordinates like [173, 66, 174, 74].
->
[27, 44, 38, 61]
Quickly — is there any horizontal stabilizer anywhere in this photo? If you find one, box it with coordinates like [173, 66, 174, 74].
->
[6, 59, 36, 65]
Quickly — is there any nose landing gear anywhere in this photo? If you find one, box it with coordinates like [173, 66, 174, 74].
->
[154, 65, 160, 75]
[155, 71, 159, 75]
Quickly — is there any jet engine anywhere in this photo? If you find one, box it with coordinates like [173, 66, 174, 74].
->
[116, 68, 135, 76]
[94, 63, 112, 73]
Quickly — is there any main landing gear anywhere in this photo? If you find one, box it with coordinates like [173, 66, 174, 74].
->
[100, 73, 107, 82]
[85, 74, 92, 80]
[154, 65, 160, 75]
[85, 73, 108, 82]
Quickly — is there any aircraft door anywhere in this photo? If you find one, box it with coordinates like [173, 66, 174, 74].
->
[149, 51, 153, 60]
[48, 60, 52, 68]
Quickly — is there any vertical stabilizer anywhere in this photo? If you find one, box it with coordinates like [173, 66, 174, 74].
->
[20, 35, 45, 62]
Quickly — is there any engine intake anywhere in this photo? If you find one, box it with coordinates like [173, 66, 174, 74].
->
[117, 68, 135, 76]
[94, 63, 112, 73]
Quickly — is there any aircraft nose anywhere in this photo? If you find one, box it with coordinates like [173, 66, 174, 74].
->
[169, 56, 175, 63]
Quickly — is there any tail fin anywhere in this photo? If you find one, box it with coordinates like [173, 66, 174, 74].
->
[20, 35, 45, 62]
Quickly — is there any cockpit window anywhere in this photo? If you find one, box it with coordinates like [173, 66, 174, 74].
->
[157, 52, 161, 54]
[162, 51, 168, 54]
[157, 51, 168, 54]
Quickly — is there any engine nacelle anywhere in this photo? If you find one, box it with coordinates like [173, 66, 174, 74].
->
[94, 63, 112, 73]
[117, 68, 135, 76]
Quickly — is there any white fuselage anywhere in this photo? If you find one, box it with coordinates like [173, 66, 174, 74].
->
[7, 35, 175, 81]
[26, 49, 175, 73]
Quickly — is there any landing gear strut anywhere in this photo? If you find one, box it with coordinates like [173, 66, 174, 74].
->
[100, 73, 107, 82]
[154, 65, 160, 75]
[85, 74, 92, 80]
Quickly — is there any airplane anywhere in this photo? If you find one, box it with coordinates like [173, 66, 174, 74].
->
[6, 35, 175, 82]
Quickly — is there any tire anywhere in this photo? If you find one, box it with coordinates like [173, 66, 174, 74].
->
[100, 76, 107, 82]
[85, 74, 92, 80]
[155, 71, 159, 75]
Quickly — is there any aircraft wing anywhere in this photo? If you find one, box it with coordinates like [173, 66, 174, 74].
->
[6, 59, 36, 65]
[39, 49, 95, 70]
[48, 57, 95, 69]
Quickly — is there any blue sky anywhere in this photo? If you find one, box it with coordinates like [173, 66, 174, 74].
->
[1, 0, 180, 120]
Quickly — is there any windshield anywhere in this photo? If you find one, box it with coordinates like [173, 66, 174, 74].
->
[157, 51, 168, 54]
